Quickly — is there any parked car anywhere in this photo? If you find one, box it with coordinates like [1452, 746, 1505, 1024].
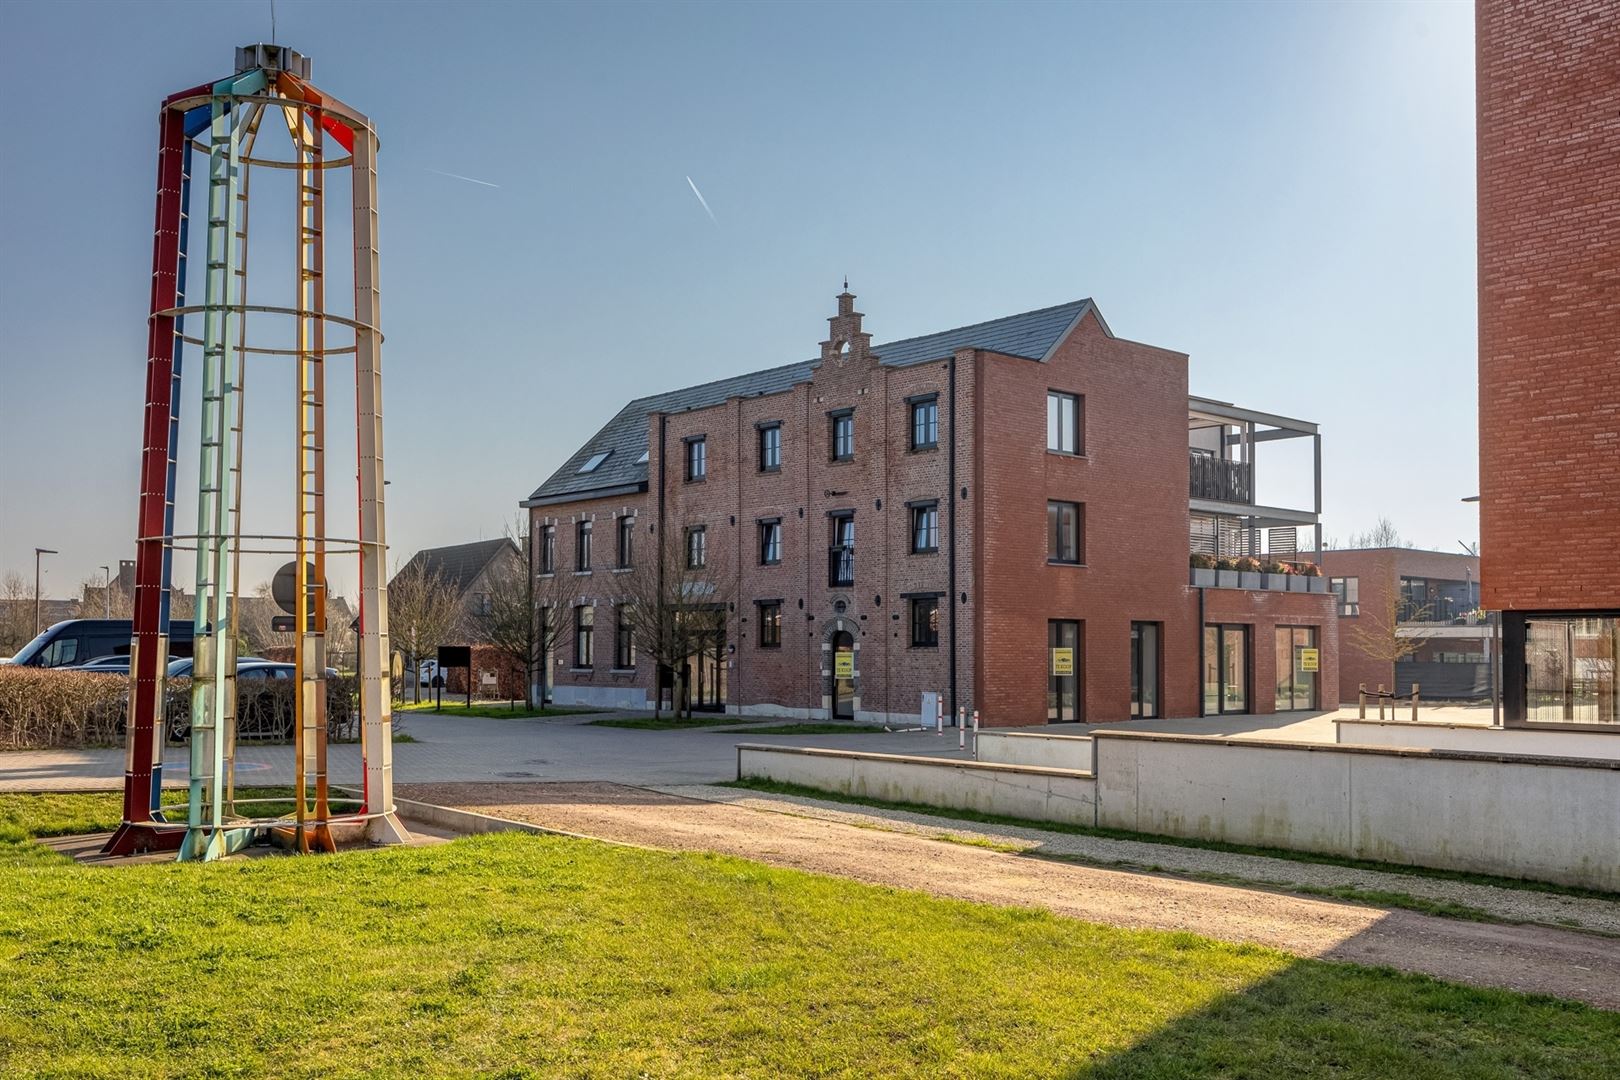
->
[2, 619, 195, 669]
[166, 661, 291, 742]
[71, 655, 134, 675]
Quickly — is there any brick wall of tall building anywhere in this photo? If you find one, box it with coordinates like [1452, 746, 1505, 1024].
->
[1477, 0, 1620, 613]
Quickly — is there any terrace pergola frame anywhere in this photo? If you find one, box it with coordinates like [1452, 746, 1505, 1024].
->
[1187, 396, 1323, 562]
[104, 44, 406, 861]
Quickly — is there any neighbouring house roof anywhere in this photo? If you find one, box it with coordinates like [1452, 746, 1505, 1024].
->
[392, 538, 519, 597]
[526, 298, 1099, 505]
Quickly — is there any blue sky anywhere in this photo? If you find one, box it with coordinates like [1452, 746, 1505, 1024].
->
[0, 0, 1480, 599]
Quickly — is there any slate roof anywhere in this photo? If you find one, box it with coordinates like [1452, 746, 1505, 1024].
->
[527, 299, 1098, 505]
[392, 538, 519, 596]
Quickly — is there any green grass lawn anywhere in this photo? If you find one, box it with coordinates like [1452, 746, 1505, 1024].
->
[1, 793, 1616, 1078]
[396, 699, 597, 720]
[718, 723, 892, 735]
[588, 714, 752, 730]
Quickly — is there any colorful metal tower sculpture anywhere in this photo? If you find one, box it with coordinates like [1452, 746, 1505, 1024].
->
[104, 44, 407, 860]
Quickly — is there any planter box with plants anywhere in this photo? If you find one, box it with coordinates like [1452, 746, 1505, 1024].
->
[1190, 554, 1327, 593]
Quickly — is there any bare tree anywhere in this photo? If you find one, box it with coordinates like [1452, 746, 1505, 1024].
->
[474, 530, 574, 710]
[1348, 587, 1428, 693]
[0, 571, 35, 655]
[235, 581, 293, 657]
[77, 576, 133, 621]
[614, 531, 733, 719]
[387, 559, 460, 703]
[1347, 516, 1411, 549]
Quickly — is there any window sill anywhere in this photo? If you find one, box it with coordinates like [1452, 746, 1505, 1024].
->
[761, 560, 782, 568]
[1047, 560, 1086, 567]
[609, 667, 636, 675]
[909, 547, 940, 556]
[1046, 450, 1087, 460]
[909, 444, 939, 454]
[759, 466, 781, 475]
[538, 572, 556, 579]
[757, 643, 782, 650]
[909, 643, 940, 650]
[829, 456, 854, 465]
[573, 570, 592, 576]
[569, 667, 594, 674]
[685, 477, 707, 485]
[612, 567, 633, 575]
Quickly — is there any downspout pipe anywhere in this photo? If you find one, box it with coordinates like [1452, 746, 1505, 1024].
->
[948, 353, 958, 724]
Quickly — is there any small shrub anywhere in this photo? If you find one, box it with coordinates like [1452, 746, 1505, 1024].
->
[1190, 553, 1217, 570]
[1215, 556, 1239, 571]
[1235, 556, 1263, 574]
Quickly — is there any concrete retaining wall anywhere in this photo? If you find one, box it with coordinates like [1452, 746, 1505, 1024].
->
[975, 730, 1094, 772]
[1336, 719, 1620, 760]
[1094, 732, 1620, 891]
[736, 744, 1097, 825]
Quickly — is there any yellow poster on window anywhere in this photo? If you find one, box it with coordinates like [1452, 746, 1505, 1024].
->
[1299, 648, 1319, 673]
[1051, 648, 1074, 676]
[834, 652, 855, 678]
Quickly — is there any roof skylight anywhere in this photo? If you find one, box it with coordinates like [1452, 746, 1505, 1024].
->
[636, 450, 650, 465]
[578, 451, 612, 474]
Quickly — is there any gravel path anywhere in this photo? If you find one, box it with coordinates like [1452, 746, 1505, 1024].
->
[398, 780, 1620, 1010]
[664, 783, 1620, 935]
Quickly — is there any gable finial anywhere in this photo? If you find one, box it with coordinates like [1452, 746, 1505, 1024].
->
[843, 275, 848, 291]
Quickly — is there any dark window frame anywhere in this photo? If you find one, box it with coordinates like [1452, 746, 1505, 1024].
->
[614, 605, 635, 669]
[829, 408, 855, 462]
[909, 500, 939, 554]
[574, 605, 594, 669]
[1047, 500, 1083, 565]
[1047, 390, 1083, 456]
[683, 435, 707, 483]
[758, 518, 782, 566]
[1331, 576, 1360, 617]
[617, 515, 634, 569]
[757, 600, 782, 648]
[540, 524, 556, 575]
[576, 519, 592, 572]
[909, 595, 940, 648]
[908, 395, 939, 452]
[758, 422, 782, 473]
[686, 525, 707, 570]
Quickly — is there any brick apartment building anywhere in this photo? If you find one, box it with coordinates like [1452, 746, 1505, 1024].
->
[1477, 0, 1619, 727]
[1321, 548, 1485, 705]
[523, 291, 1337, 726]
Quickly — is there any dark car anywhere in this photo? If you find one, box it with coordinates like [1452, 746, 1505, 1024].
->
[72, 655, 134, 675]
[3, 619, 195, 669]
[166, 660, 295, 742]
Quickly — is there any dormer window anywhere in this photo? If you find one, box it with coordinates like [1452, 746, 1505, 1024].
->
[635, 450, 649, 465]
[578, 451, 612, 474]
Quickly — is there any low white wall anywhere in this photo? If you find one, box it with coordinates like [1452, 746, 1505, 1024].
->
[551, 684, 649, 710]
[1095, 732, 1620, 891]
[975, 731, 1094, 773]
[1336, 719, 1620, 760]
[736, 745, 1097, 826]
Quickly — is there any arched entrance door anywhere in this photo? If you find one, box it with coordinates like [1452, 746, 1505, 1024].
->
[831, 630, 856, 719]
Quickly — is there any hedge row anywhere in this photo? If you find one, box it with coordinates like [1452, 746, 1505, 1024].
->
[0, 667, 361, 751]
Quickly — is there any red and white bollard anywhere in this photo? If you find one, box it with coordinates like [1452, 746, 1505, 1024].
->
[972, 709, 980, 755]
[957, 706, 967, 749]
[935, 695, 945, 736]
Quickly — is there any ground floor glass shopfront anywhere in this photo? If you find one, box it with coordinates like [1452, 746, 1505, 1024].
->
[1273, 625, 1318, 711]
[1522, 614, 1619, 726]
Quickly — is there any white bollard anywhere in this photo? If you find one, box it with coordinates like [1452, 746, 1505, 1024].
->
[972, 709, 980, 757]
[957, 706, 966, 749]
[936, 694, 944, 736]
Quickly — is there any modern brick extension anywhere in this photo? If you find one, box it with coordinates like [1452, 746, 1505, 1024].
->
[524, 291, 1336, 726]
[1477, 0, 1620, 726]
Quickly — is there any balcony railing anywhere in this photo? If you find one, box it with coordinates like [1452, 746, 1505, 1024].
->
[828, 545, 854, 587]
[1189, 452, 1251, 504]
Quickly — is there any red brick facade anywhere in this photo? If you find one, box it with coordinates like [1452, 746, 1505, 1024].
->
[531, 293, 1336, 725]
[1477, 0, 1620, 614]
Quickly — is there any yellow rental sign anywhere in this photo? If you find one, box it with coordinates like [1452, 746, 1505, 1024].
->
[1299, 648, 1319, 672]
[1051, 648, 1074, 676]
[834, 652, 855, 678]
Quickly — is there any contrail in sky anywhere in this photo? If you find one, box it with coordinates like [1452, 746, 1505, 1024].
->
[686, 175, 717, 223]
[425, 167, 500, 189]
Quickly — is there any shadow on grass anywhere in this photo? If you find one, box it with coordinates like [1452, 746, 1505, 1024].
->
[1070, 945, 1619, 1078]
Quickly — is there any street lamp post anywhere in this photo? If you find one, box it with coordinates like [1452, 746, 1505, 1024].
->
[33, 548, 58, 636]
[100, 565, 112, 619]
